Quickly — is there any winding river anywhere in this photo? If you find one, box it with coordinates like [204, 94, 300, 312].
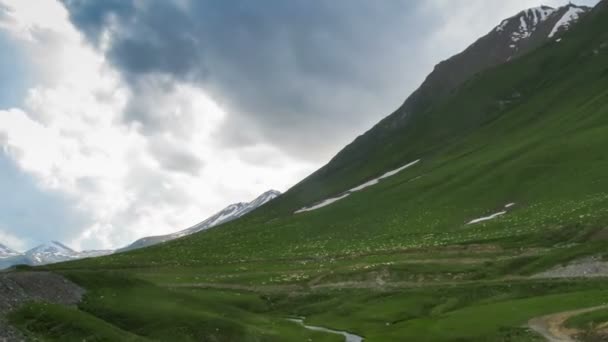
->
[288, 318, 364, 342]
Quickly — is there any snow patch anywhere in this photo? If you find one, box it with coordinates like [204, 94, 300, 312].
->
[375, 160, 420, 181]
[510, 6, 556, 43]
[468, 211, 507, 225]
[349, 179, 380, 192]
[295, 160, 420, 214]
[519, 16, 529, 34]
[528, 6, 555, 24]
[495, 19, 509, 32]
[295, 193, 351, 214]
[468, 202, 516, 224]
[548, 6, 585, 38]
[350, 159, 420, 193]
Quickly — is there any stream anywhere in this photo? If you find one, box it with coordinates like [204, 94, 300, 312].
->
[287, 318, 364, 342]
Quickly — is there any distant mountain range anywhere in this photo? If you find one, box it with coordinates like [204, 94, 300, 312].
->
[0, 241, 112, 269]
[118, 190, 281, 252]
[0, 190, 281, 269]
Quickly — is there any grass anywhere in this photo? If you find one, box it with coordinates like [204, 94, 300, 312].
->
[566, 308, 608, 329]
[8, 302, 144, 342]
[269, 279, 608, 341]
[12, 2, 608, 341]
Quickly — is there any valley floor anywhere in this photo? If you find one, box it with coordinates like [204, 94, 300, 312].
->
[5, 242, 608, 341]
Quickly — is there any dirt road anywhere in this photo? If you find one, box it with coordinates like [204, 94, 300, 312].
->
[528, 305, 608, 342]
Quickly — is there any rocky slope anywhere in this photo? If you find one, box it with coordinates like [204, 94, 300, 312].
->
[0, 272, 85, 341]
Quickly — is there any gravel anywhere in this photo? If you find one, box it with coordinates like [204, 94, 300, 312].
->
[0, 271, 85, 341]
[533, 256, 608, 279]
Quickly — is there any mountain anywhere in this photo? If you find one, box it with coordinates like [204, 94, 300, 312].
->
[404, 3, 591, 116]
[0, 241, 113, 269]
[0, 190, 281, 269]
[24, 241, 78, 265]
[279, 3, 593, 209]
[119, 190, 281, 252]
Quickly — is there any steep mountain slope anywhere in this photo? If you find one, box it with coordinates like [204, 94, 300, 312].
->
[120, 190, 281, 251]
[279, 3, 592, 211]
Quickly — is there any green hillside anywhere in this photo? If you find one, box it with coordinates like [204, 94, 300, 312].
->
[11, 1, 608, 341]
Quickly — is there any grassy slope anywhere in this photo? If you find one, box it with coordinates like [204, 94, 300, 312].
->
[566, 307, 608, 329]
[15, 2, 608, 341]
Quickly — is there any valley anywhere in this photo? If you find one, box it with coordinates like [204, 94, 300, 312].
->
[2, 1, 608, 341]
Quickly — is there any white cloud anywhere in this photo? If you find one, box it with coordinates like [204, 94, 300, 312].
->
[0, 226, 27, 251]
[0, 0, 315, 250]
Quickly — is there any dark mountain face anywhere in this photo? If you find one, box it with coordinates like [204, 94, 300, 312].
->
[403, 5, 590, 119]
[281, 4, 592, 209]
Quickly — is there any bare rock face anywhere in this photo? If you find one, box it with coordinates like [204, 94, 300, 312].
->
[0, 271, 85, 341]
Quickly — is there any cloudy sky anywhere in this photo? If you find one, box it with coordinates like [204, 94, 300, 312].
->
[0, 0, 599, 251]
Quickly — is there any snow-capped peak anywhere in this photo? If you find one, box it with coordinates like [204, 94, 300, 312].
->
[189, 190, 282, 232]
[27, 241, 75, 254]
[496, 6, 555, 33]
[526, 6, 556, 25]
[548, 5, 587, 38]
[248, 190, 281, 208]
[25, 241, 79, 265]
[119, 189, 283, 252]
[505, 6, 556, 42]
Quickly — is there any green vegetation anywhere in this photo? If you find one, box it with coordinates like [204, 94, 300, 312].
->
[566, 307, 608, 329]
[9, 272, 339, 342]
[8, 302, 144, 342]
[10, 2, 608, 341]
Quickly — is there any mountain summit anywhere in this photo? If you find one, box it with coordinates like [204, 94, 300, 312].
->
[25, 241, 78, 265]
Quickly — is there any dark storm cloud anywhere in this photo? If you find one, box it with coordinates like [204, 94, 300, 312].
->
[61, 0, 136, 45]
[147, 136, 204, 176]
[61, 0, 439, 162]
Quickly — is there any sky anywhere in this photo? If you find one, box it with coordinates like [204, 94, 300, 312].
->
[0, 0, 600, 251]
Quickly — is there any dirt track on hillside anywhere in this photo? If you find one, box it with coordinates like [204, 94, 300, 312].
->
[528, 305, 608, 342]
